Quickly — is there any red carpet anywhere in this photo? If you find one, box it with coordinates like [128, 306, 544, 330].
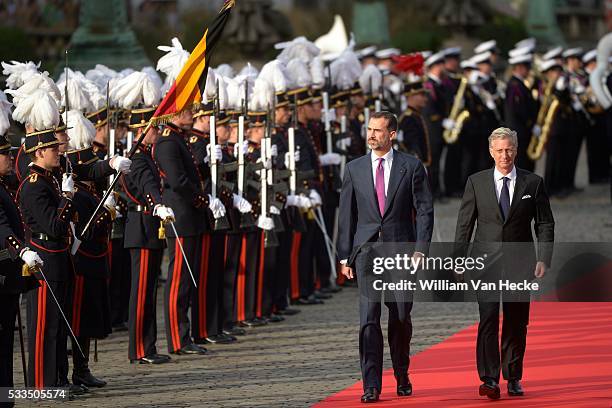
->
[315, 303, 612, 407]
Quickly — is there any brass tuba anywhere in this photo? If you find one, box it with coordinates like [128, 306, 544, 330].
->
[589, 32, 612, 109]
[527, 80, 559, 161]
[442, 77, 469, 144]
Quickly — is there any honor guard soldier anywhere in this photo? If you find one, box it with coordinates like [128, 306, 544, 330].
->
[64, 110, 114, 389]
[122, 106, 172, 364]
[14, 89, 76, 389]
[154, 109, 216, 355]
[0, 131, 39, 395]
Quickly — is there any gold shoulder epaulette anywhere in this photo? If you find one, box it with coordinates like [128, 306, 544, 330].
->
[190, 136, 198, 144]
[29, 173, 38, 183]
[162, 128, 171, 137]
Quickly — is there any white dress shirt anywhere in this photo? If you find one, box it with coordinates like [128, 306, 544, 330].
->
[371, 148, 394, 196]
[493, 166, 516, 205]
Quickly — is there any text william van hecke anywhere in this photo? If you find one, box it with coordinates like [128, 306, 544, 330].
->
[373, 279, 539, 291]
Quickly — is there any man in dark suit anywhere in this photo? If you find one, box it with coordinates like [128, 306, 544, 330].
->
[454, 127, 555, 399]
[338, 111, 434, 403]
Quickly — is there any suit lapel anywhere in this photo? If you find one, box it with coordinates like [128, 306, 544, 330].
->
[383, 152, 407, 217]
[505, 170, 527, 223]
[486, 169, 504, 223]
[365, 153, 381, 219]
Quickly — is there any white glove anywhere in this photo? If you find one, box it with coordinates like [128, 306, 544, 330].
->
[20, 248, 43, 268]
[153, 204, 175, 221]
[257, 215, 275, 230]
[298, 195, 313, 209]
[442, 118, 455, 131]
[571, 99, 583, 112]
[336, 136, 352, 149]
[61, 174, 74, 194]
[269, 205, 281, 215]
[270, 144, 278, 157]
[532, 125, 542, 138]
[555, 76, 567, 91]
[485, 98, 496, 111]
[285, 194, 300, 207]
[573, 83, 585, 95]
[233, 141, 249, 157]
[110, 155, 132, 174]
[103, 192, 116, 210]
[205, 144, 223, 163]
[468, 70, 481, 85]
[309, 190, 322, 206]
[319, 152, 342, 166]
[284, 150, 300, 168]
[232, 194, 252, 214]
[208, 195, 226, 219]
[324, 110, 337, 123]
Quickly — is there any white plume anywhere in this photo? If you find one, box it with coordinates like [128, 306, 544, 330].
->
[238, 63, 259, 82]
[56, 68, 93, 112]
[64, 109, 96, 150]
[285, 58, 312, 89]
[250, 77, 274, 112]
[359, 64, 383, 94]
[203, 68, 218, 104]
[157, 37, 190, 94]
[275, 36, 320, 63]
[111, 71, 162, 109]
[12, 89, 59, 131]
[5, 71, 61, 107]
[331, 52, 362, 91]
[85, 64, 118, 91]
[215, 64, 235, 79]
[0, 91, 13, 136]
[1, 60, 40, 90]
[258, 60, 288, 93]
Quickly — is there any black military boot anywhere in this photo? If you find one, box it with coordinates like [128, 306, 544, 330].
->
[72, 337, 107, 388]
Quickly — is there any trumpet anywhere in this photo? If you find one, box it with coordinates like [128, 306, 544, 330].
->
[442, 77, 469, 144]
[527, 80, 560, 161]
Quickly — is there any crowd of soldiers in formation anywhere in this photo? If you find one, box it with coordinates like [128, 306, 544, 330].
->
[0, 33, 609, 401]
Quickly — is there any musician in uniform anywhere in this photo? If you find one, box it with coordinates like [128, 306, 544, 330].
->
[398, 76, 432, 168]
[423, 51, 448, 199]
[504, 52, 538, 172]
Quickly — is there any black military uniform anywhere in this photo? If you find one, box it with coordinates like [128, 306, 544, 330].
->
[0, 136, 38, 394]
[18, 129, 75, 389]
[153, 121, 208, 354]
[121, 107, 171, 364]
[504, 74, 538, 172]
[189, 106, 237, 343]
[67, 147, 114, 388]
[398, 81, 432, 168]
[423, 73, 448, 197]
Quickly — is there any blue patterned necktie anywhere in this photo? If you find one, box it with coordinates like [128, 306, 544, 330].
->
[499, 177, 510, 220]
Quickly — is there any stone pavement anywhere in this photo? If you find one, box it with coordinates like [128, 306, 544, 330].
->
[13, 150, 611, 407]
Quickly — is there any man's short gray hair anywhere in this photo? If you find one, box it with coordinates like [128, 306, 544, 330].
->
[488, 127, 518, 148]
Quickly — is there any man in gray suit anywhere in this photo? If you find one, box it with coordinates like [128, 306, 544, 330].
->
[338, 111, 434, 403]
[455, 127, 555, 399]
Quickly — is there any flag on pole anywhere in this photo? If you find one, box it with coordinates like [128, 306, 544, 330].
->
[153, 0, 235, 122]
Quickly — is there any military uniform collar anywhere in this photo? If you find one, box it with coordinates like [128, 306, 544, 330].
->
[166, 122, 186, 135]
[30, 164, 54, 178]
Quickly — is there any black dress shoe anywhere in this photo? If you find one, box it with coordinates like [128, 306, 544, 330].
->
[396, 376, 412, 396]
[239, 318, 267, 327]
[73, 371, 107, 388]
[314, 290, 332, 299]
[507, 380, 524, 396]
[360, 387, 380, 403]
[174, 343, 208, 355]
[295, 295, 324, 305]
[479, 379, 500, 399]
[206, 334, 236, 344]
[67, 383, 88, 395]
[266, 313, 285, 323]
[112, 322, 128, 332]
[320, 285, 342, 293]
[223, 327, 246, 336]
[193, 337, 209, 345]
[131, 354, 171, 364]
[277, 308, 301, 315]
